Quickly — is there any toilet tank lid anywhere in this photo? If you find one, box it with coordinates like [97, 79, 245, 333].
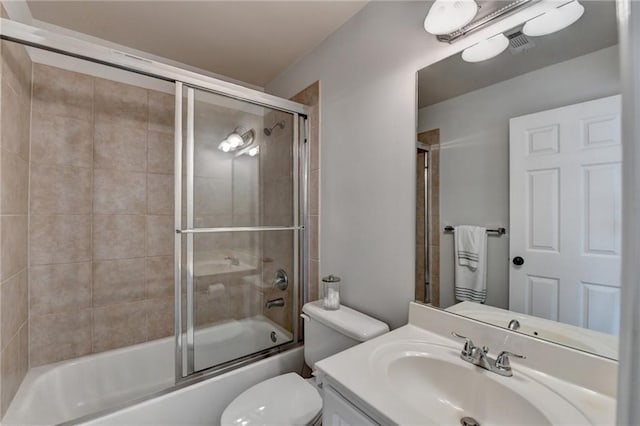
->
[302, 301, 389, 342]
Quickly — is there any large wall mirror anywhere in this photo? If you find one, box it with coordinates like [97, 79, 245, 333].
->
[415, 0, 620, 360]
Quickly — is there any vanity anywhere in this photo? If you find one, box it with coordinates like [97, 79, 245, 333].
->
[316, 302, 616, 426]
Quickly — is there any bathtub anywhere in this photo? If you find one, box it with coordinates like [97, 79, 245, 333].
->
[3, 316, 293, 426]
[446, 301, 618, 359]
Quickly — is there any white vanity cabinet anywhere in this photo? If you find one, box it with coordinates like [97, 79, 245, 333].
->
[320, 377, 390, 426]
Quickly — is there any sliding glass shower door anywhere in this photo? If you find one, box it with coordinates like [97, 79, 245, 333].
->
[175, 83, 306, 378]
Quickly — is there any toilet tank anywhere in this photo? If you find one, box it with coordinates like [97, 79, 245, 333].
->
[301, 301, 389, 369]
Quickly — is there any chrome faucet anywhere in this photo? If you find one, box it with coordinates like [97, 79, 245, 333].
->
[265, 298, 285, 309]
[224, 255, 240, 266]
[508, 319, 521, 331]
[451, 332, 526, 377]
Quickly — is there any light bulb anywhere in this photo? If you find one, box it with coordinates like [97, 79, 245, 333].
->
[461, 33, 509, 63]
[248, 147, 259, 157]
[218, 141, 231, 152]
[227, 133, 243, 148]
[424, 0, 478, 35]
[522, 1, 584, 37]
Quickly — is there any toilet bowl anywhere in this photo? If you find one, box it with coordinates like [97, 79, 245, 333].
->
[220, 301, 389, 426]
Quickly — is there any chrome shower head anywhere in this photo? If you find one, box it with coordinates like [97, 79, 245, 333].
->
[264, 120, 285, 136]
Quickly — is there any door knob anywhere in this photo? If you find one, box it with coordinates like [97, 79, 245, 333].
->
[512, 256, 524, 266]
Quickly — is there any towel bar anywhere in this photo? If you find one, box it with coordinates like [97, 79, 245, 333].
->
[444, 225, 506, 235]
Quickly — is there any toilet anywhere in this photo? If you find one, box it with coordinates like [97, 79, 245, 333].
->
[220, 300, 389, 426]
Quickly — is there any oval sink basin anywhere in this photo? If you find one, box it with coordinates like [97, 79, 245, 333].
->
[370, 341, 590, 425]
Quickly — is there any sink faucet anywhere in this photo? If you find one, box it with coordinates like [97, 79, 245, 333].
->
[225, 255, 240, 266]
[451, 332, 526, 377]
[508, 319, 521, 331]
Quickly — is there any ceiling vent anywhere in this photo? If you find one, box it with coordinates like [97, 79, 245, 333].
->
[506, 29, 535, 54]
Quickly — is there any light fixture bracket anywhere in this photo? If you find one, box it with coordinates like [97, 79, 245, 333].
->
[436, 0, 539, 43]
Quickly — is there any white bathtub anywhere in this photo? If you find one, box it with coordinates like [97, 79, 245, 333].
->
[3, 316, 293, 426]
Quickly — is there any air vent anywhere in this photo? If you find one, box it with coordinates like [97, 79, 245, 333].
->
[507, 30, 535, 54]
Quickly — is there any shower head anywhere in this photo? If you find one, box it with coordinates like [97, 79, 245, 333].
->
[264, 120, 285, 136]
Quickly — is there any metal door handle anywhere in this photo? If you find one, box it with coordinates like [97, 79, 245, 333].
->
[513, 256, 524, 266]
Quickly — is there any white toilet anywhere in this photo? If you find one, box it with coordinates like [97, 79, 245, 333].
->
[220, 300, 389, 426]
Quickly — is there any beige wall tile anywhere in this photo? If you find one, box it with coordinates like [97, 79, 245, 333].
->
[194, 144, 232, 179]
[194, 228, 233, 253]
[0, 270, 27, 350]
[148, 131, 174, 174]
[1, 79, 30, 161]
[0, 152, 28, 214]
[29, 262, 92, 315]
[1, 215, 27, 280]
[263, 177, 293, 225]
[92, 301, 147, 352]
[93, 258, 145, 306]
[93, 215, 146, 260]
[1, 323, 28, 414]
[308, 215, 319, 261]
[309, 169, 319, 216]
[232, 158, 259, 216]
[146, 256, 173, 298]
[93, 169, 146, 214]
[31, 112, 93, 168]
[148, 91, 174, 134]
[309, 113, 320, 172]
[94, 122, 147, 171]
[32, 64, 93, 121]
[147, 173, 173, 215]
[146, 215, 173, 257]
[146, 297, 174, 340]
[29, 309, 92, 367]
[94, 79, 148, 129]
[194, 177, 232, 216]
[30, 215, 91, 265]
[309, 259, 319, 301]
[30, 164, 92, 214]
[2, 39, 32, 100]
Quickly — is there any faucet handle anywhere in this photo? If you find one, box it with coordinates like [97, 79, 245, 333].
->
[495, 350, 526, 371]
[451, 332, 476, 357]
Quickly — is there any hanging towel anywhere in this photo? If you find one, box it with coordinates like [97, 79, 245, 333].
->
[454, 225, 488, 303]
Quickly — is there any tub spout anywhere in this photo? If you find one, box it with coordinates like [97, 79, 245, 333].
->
[265, 298, 285, 309]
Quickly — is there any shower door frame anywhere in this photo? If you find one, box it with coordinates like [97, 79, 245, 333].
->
[0, 16, 310, 386]
[174, 83, 308, 381]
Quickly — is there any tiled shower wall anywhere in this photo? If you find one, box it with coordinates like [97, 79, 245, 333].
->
[28, 64, 176, 366]
[0, 31, 32, 415]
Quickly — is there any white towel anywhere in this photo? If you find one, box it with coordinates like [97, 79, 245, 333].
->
[454, 225, 487, 303]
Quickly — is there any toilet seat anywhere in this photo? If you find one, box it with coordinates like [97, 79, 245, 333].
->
[220, 373, 322, 426]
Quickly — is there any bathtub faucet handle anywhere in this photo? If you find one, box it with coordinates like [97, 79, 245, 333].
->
[272, 269, 288, 291]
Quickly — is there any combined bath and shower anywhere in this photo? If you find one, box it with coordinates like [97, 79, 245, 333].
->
[264, 120, 285, 136]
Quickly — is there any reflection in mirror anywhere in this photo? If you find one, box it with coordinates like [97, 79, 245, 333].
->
[415, 1, 620, 359]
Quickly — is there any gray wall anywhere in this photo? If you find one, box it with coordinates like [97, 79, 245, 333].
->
[418, 46, 621, 309]
[265, 1, 560, 329]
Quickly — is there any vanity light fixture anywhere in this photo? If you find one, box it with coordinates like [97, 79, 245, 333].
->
[424, 0, 479, 35]
[461, 33, 509, 62]
[522, 0, 585, 37]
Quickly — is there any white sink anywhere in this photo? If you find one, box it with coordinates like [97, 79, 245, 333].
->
[369, 341, 590, 425]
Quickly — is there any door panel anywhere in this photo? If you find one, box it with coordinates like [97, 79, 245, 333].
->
[509, 95, 621, 333]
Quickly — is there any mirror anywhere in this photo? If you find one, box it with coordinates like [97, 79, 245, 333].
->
[415, 0, 620, 359]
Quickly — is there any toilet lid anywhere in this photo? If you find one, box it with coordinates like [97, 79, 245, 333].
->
[221, 373, 322, 426]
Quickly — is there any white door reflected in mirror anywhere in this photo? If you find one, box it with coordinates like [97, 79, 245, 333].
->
[509, 95, 621, 335]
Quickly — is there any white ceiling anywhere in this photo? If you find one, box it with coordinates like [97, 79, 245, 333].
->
[26, 1, 368, 87]
[418, 1, 618, 108]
